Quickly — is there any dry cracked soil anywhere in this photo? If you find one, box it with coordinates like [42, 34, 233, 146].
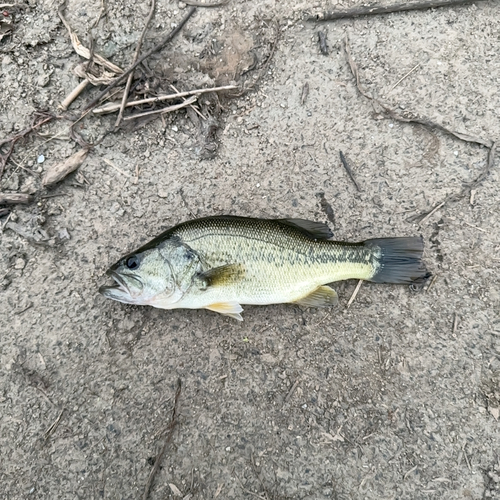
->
[1, 1, 500, 499]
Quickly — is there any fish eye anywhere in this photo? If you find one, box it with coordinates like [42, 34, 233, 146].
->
[126, 255, 140, 270]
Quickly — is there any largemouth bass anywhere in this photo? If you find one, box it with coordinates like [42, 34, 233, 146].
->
[99, 216, 429, 320]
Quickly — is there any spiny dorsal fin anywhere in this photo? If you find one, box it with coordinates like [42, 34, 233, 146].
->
[277, 218, 333, 240]
[293, 285, 339, 308]
[198, 264, 245, 288]
[205, 301, 243, 321]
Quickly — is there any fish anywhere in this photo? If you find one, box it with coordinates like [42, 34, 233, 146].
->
[99, 216, 430, 321]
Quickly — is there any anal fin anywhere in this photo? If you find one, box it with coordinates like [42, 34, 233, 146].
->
[205, 301, 244, 321]
[293, 285, 338, 308]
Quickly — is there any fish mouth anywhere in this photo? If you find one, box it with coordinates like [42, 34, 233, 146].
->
[99, 270, 143, 304]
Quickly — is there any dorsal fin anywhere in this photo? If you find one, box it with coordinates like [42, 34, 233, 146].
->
[276, 218, 333, 240]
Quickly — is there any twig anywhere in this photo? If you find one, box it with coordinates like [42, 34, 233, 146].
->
[0, 192, 33, 204]
[142, 379, 182, 500]
[115, 0, 156, 128]
[344, 35, 497, 222]
[93, 85, 237, 115]
[462, 442, 472, 471]
[339, 150, 361, 191]
[425, 274, 437, 293]
[347, 279, 363, 308]
[452, 313, 459, 334]
[58, 3, 123, 75]
[235, 476, 267, 500]
[404, 465, 418, 480]
[411, 142, 496, 224]
[43, 408, 65, 441]
[14, 302, 33, 315]
[170, 83, 206, 120]
[83, 7, 197, 113]
[318, 31, 328, 55]
[122, 95, 197, 121]
[284, 380, 300, 404]
[0, 3, 28, 9]
[300, 82, 309, 105]
[1, 211, 12, 231]
[0, 113, 54, 180]
[344, 35, 493, 149]
[391, 63, 420, 91]
[91, 0, 106, 28]
[59, 79, 90, 111]
[418, 201, 446, 225]
[102, 158, 132, 178]
[183, 0, 229, 6]
[463, 221, 486, 232]
[309, 0, 486, 21]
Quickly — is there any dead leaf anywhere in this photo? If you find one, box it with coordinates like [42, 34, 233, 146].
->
[42, 149, 89, 187]
[0, 21, 13, 42]
[169, 483, 183, 496]
[73, 63, 119, 86]
[58, 8, 123, 75]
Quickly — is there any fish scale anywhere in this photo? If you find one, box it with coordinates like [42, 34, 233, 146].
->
[152, 218, 382, 306]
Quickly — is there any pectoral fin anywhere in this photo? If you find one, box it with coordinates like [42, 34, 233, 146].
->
[293, 286, 338, 308]
[205, 301, 244, 321]
[198, 264, 245, 288]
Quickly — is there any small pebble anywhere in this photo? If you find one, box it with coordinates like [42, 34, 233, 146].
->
[14, 258, 26, 270]
[37, 154, 45, 163]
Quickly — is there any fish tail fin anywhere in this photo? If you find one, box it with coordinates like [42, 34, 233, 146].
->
[364, 237, 431, 284]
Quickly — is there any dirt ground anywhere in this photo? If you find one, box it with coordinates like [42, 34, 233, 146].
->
[1, 0, 500, 499]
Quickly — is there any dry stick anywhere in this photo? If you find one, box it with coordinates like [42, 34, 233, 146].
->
[284, 380, 300, 404]
[347, 280, 363, 308]
[0, 192, 33, 204]
[142, 379, 182, 500]
[115, 0, 156, 128]
[391, 63, 420, 91]
[425, 274, 438, 293]
[344, 36, 497, 222]
[170, 83, 206, 120]
[310, 0, 486, 21]
[344, 36, 492, 149]
[417, 201, 446, 226]
[0, 3, 28, 9]
[0, 114, 54, 181]
[339, 150, 361, 191]
[44, 408, 65, 441]
[83, 7, 197, 113]
[416, 141, 496, 223]
[183, 0, 229, 6]
[123, 95, 198, 121]
[93, 85, 237, 114]
[59, 79, 90, 111]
